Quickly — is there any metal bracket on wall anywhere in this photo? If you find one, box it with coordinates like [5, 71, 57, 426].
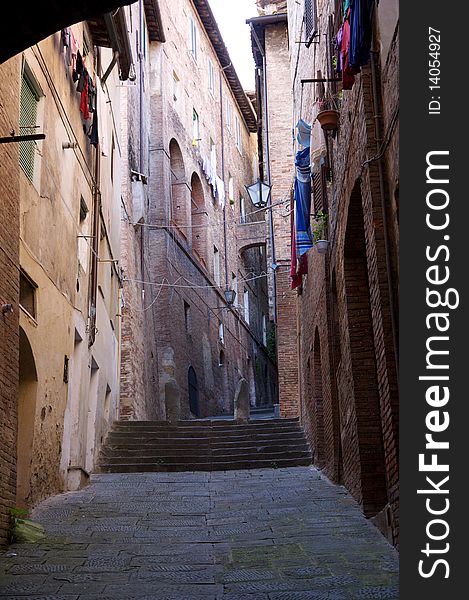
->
[0, 133, 46, 144]
[301, 78, 341, 84]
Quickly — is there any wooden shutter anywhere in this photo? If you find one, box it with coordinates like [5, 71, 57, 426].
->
[312, 164, 329, 214]
[19, 74, 38, 180]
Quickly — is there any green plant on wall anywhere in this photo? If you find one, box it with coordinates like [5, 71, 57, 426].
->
[312, 210, 329, 242]
[266, 325, 277, 364]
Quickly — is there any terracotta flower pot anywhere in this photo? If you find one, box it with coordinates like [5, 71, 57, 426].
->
[315, 239, 329, 254]
[317, 110, 340, 131]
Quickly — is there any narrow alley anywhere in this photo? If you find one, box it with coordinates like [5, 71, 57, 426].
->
[1, 0, 400, 597]
[1, 467, 398, 599]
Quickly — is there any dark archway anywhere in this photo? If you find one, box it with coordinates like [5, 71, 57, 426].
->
[17, 327, 38, 507]
[331, 268, 343, 483]
[312, 328, 325, 467]
[191, 172, 207, 266]
[188, 366, 199, 417]
[169, 138, 188, 239]
[344, 182, 387, 516]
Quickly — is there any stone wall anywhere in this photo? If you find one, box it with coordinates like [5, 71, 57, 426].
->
[0, 56, 21, 546]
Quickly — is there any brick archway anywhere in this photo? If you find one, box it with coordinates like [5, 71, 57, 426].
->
[343, 182, 387, 516]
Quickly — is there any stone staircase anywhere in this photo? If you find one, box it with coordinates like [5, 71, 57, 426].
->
[97, 418, 312, 473]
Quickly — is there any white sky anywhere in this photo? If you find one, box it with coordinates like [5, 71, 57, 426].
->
[208, 0, 258, 90]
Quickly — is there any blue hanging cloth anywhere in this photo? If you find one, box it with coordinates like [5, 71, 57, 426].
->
[349, 0, 375, 70]
[296, 119, 312, 148]
[294, 147, 314, 256]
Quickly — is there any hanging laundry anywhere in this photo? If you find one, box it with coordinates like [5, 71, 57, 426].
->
[73, 51, 83, 83]
[88, 78, 96, 113]
[89, 110, 99, 147]
[349, 0, 376, 70]
[61, 28, 72, 66]
[296, 119, 312, 148]
[96, 82, 109, 156]
[70, 30, 79, 73]
[216, 176, 225, 210]
[343, 0, 351, 19]
[294, 147, 314, 257]
[341, 14, 356, 90]
[335, 24, 344, 74]
[79, 70, 90, 120]
[290, 197, 308, 290]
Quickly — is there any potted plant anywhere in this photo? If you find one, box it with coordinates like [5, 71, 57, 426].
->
[316, 92, 341, 131]
[312, 210, 329, 254]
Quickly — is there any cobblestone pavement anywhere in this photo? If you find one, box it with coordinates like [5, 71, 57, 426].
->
[0, 467, 399, 599]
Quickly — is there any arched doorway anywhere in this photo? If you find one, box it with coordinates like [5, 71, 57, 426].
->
[312, 328, 325, 467]
[190, 172, 207, 266]
[17, 327, 38, 507]
[169, 138, 187, 238]
[344, 182, 387, 516]
[188, 366, 199, 417]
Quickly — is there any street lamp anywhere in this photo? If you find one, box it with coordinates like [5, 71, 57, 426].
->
[245, 179, 272, 209]
[224, 289, 236, 306]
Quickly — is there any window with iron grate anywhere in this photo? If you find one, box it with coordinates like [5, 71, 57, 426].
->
[304, 0, 318, 47]
[19, 72, 39, 181]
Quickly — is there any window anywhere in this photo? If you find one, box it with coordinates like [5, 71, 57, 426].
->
[213, 245, 220, 285]
[234, 114, 242, 153]
[243, 289, 250, 324]
[19, 71, 40, 181]
[79, 196, 89, 222]
[172, 71, 180, 104]
[20, 271, 37, 319]
[219, 323, 225, 345]
[210, 139, 217, 178]
[304, 0, 318, 47]
[225, 97, 233, 132]
[208, 58, 215, 95]
[231, 272, 238, 304]
[192, 109, 200, 145]
[228, 174, 234, 204]
[240, 195, 246, 224]
[189, 16, 198, 61]
[184, 300, 191, 335]
[262, 314, 267, 346]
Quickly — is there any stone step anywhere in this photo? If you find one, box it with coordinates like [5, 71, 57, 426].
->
[112, 417, 299, 427]
[101, 446, 311, 460]
[111, 422, 300, 433]
[99, 456, 313, 473]
[105, 433, 307, 447]
[101, 441, 311, 456]
[97, 417, 311, 474]
[101, 450, 312, 465]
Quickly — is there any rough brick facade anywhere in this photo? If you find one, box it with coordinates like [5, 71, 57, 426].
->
[250, 12, 299, 419]
[119, 0, 278, 419]
[0, 56, 21, 546]
[0, 15, 129, 543]
[254, 0, 399, 544]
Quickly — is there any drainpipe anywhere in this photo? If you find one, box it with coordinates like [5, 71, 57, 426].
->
[370, 47, 399, 376]
[250, 23, 277, 324]
[138, 0, 146, 279]
[220, 62, 231, 293]
[89, 142, 101, 348]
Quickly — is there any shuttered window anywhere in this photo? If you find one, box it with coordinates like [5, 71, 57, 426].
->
[312, 164, 328, 214]
[304, 0, 318, 47]
[19, 73, 39, 181]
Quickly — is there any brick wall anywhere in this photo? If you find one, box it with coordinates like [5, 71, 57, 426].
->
[263, 23, 299, 417]
[0, 56, 21, 545]
[286, 0, 399, 544]
[119, 6, 162, 421]
[139, 0, 277, 416]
